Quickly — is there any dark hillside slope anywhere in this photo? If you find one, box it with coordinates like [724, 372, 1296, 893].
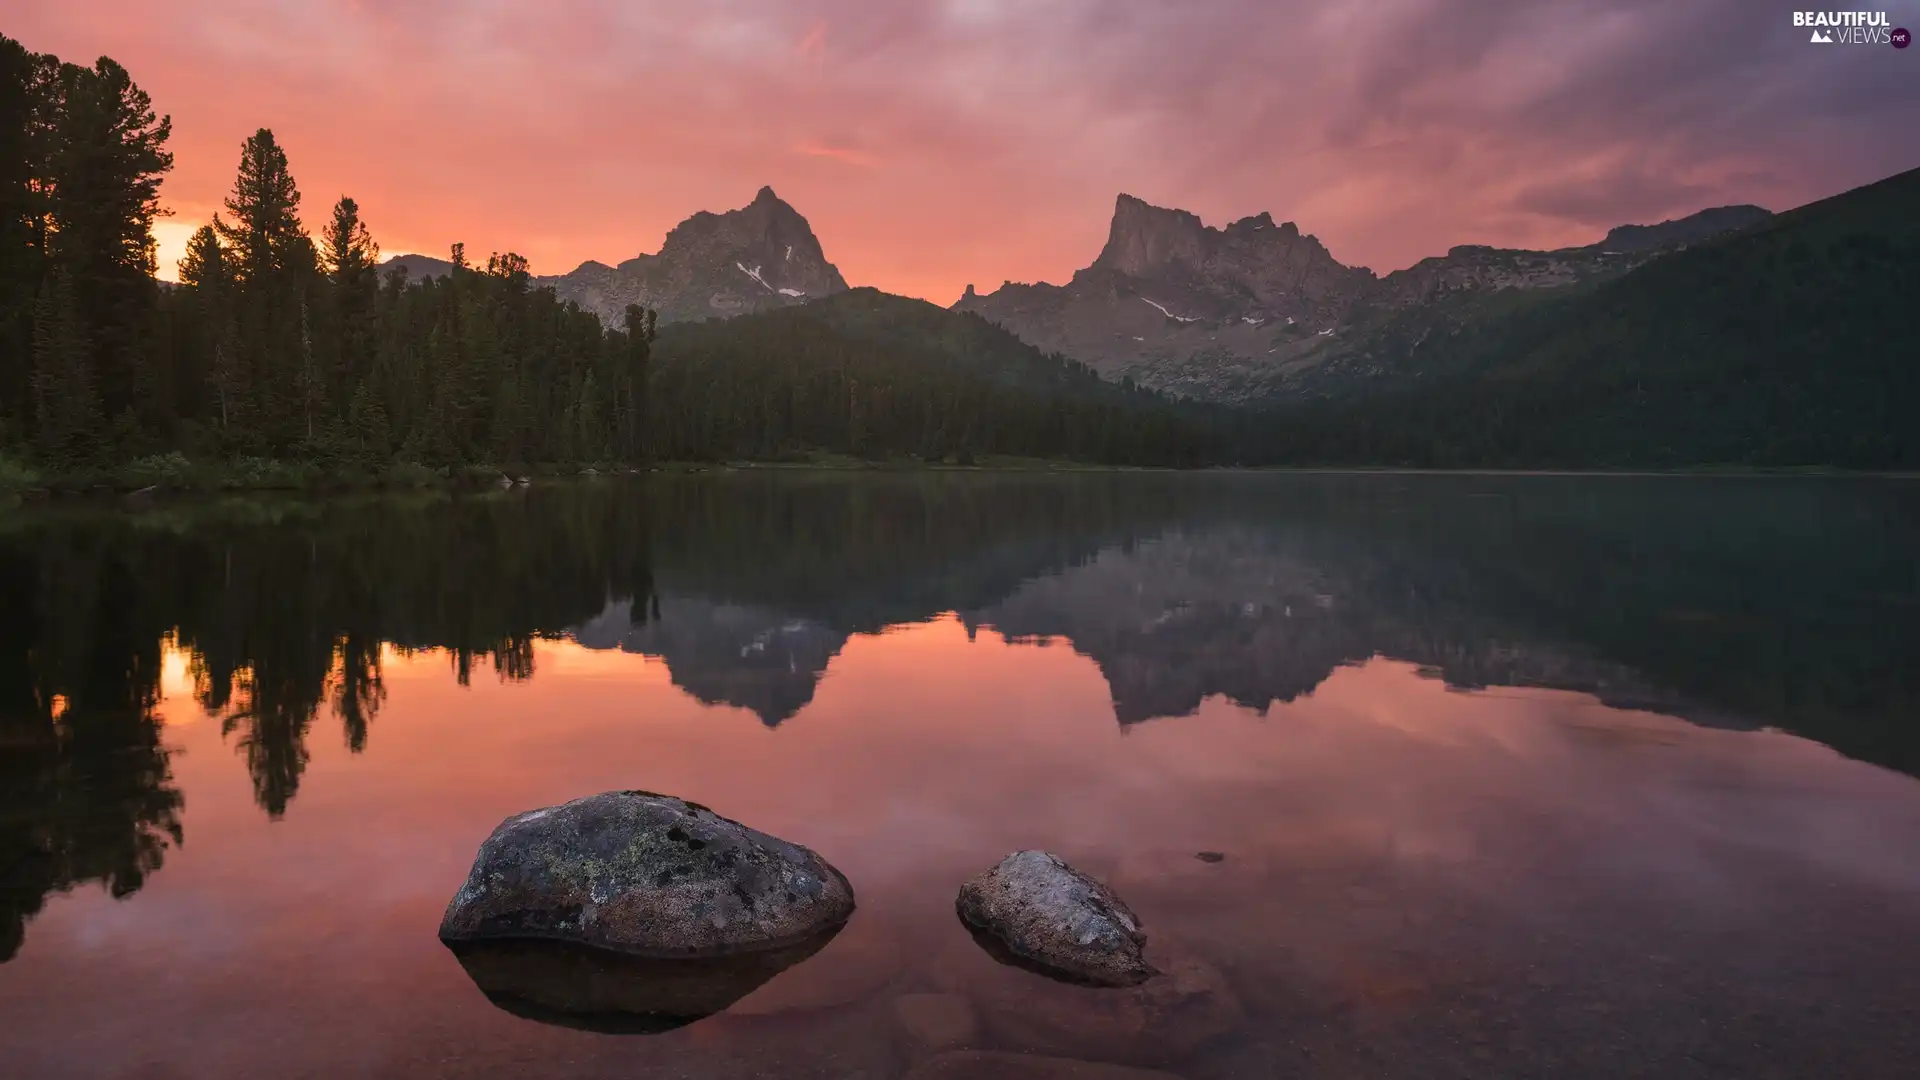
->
[1259, 167, 1920, 468]
[800, 289, 1133, 395]
[647, 289, 1220, 465]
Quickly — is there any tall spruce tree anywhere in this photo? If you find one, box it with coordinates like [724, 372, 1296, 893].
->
[42, 55, 172, 442]
[320, 197, 379, 439]
[217, 130, 309, 285]
[0, 36, 50, 444]
[216, 129, 316, 449]
[178, 218, 245, 434]
[320, 196, 377, 286]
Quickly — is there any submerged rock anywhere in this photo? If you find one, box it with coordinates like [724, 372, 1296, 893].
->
[439, 790, 855, 958]
[902, 1050, 1184, 1080]
[963, 938, 1244, 1065]
[727, 915, 904, 1014]
[446, 929, 840, 1033]
[893, 992, 979, 1051]
[955, 851, 1154, 987]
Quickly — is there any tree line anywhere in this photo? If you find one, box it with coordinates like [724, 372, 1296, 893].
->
[647, 294, 1221, 466]
[1, 35, 1221, 475]
[4, 33, 658, 471]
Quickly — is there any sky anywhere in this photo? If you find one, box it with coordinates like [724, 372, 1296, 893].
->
[10, 0, 1917, 302]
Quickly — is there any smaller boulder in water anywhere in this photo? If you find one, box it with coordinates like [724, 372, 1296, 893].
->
[955, 851, 1154, 988]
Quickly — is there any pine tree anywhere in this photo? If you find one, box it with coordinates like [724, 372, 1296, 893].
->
[216, 129, 316, 449]
[176, 219, 223, 289]
[178, 218, 246, 434]
[320, 196, 378, 286]
[217, 129, 311, 285]
[39, 54, 171, 443]
[0, 36, 51, 444]
[319, 196, 383, 432]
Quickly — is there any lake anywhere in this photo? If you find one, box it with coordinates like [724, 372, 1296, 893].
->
[2, 471, 1917, 1079]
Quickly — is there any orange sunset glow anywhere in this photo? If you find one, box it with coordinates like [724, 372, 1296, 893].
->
[9, 1, 1910, 301]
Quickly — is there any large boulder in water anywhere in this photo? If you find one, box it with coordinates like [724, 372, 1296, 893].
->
[439, 790, 855, 957]
[955, 851, 1155, 987]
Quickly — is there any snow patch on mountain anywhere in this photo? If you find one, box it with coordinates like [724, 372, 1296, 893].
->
[1141, 297, 1198, 323]
[736, 262, 772, 291]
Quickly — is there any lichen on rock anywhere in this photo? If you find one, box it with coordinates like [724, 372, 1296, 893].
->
[438, 790, 854, 958]
[956, 850, 1155, 987]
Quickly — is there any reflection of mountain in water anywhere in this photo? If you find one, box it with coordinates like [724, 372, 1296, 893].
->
[575, 598, 846, 726]
[564, 475, 1920, 774]
[3, 472, 1915, 962]
[967, 528, 1365, 723]
[965, 526, 1689, 726]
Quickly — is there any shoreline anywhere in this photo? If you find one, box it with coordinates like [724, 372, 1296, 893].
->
[5, 456, 1918, 509]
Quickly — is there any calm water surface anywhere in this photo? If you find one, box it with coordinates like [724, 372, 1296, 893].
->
[2, 473, 1918, 1079]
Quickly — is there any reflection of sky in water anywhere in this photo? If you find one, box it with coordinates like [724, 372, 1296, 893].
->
[6, 617, 1919, 1079]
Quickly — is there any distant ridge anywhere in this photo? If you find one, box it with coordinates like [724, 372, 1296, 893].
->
[1257, 165, 1920, 468]
[954, 194, 1771, 402]
[381, 252, 455, 281]
[379, 187, 848, 326]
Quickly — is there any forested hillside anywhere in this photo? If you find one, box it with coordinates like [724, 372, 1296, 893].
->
[5, 29, 1913, 480]
[1257, 168, 1920, 468]
[0, 35, 1212, 482]
[647, 290, 1219, 465]
[1, 34, 656, 474]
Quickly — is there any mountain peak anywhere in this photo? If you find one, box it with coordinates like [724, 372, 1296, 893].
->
[959, 192, 1375, 395]
[1094, 194, 1338, 280]
[538, 189, 848, 326]
[1097, 194, 1210, 275]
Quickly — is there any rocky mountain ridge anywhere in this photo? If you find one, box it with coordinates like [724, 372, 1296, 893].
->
[381, 186, 848, 326]
[377, 184, 1771, 403]
[953, 195, 1771, 402]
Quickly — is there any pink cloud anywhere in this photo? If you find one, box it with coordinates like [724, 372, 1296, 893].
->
[796, 20, 827, 58]
[793, 141, 881, 170]
[8, 1, 1913, 298]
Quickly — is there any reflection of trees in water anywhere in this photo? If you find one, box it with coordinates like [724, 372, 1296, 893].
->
[0, 547, 184, 963]
[333, 634, 385, 754]
[0, 490, 658, 957]
[1, 474, 1915, 962]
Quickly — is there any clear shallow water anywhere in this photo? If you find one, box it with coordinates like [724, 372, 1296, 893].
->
[2, 472, 1918, 1079]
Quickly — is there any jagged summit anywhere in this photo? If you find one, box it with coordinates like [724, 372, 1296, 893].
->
[540, 187, 849, 326]
[953, 192, 1374, 390]
[373, 188, 848, 326]
[1092, 194, 1335, 281]
[953, 190, 1773, 403]
[1094, 194, 1210, 274]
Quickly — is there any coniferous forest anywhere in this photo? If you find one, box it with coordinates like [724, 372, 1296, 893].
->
[6, 32, 1916, 485]
[0, 35, 1218, 485]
